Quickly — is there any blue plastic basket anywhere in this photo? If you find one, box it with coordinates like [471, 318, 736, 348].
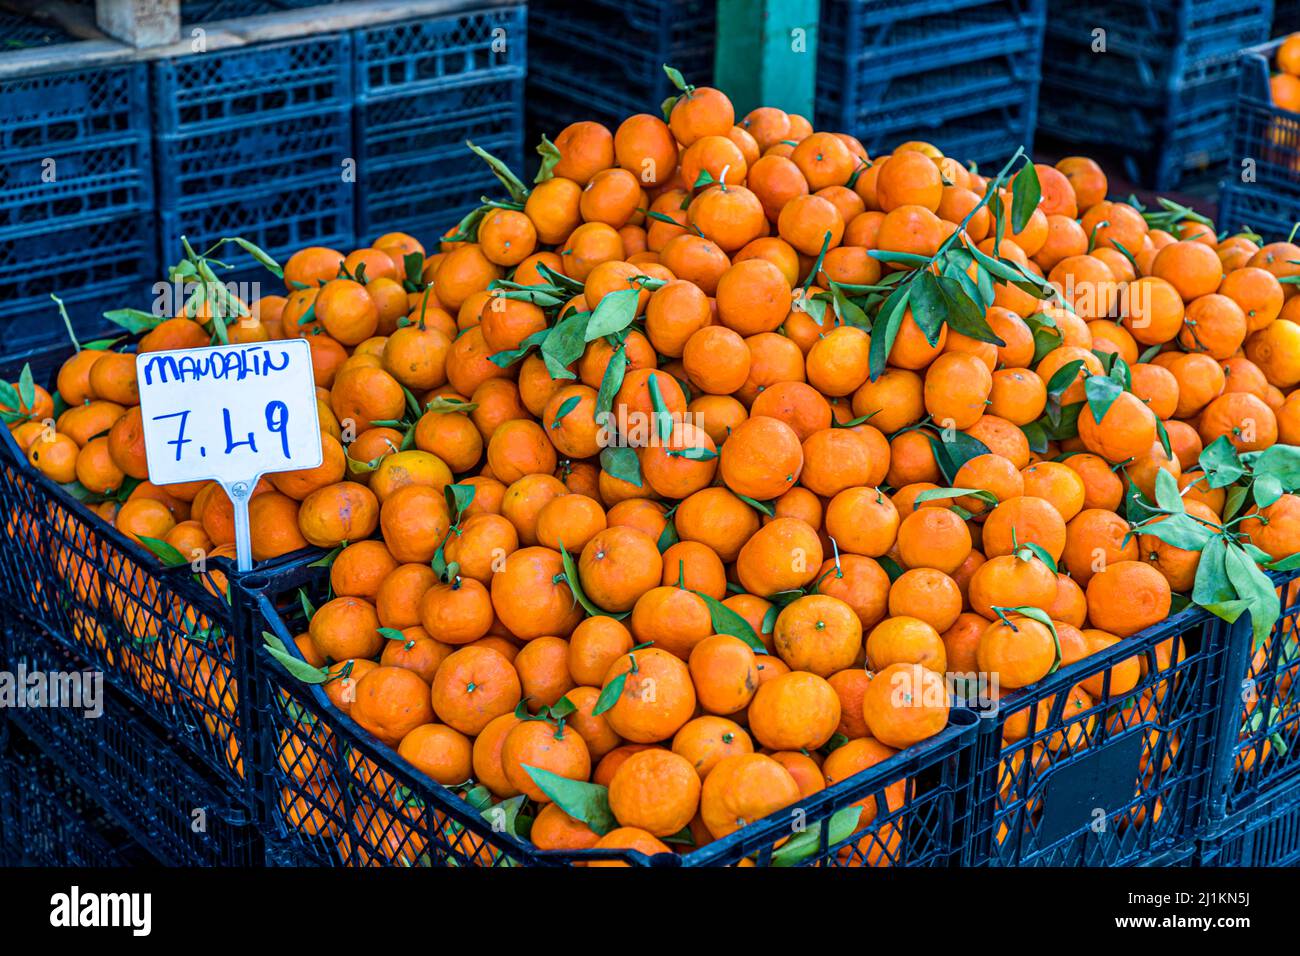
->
[180, 0, 276, 21]
[0, 135, 153, 240]
[814, 0, 1044, 165]
[1217, 40, 1300, 242]
[356, 157, 518, 244]
[817, 0, 1045, 103]
[152, 34, 353, 136]
[157, 178, 354, 283]
[248, 563, 980, 867]
[353, 5, 526, 97]
[352, 8, 526, 243]
[1038, 61, 1241, 191]
[0, 616, 261, 866]
[965, 605, 1227, 866]
[0, 64, 150, 155]
[151, 36, 355, 274]
[355, 75, 521, 169]
[1203, 569, 1300, 824]
[1280, 0, 1300, 34]
[1217, 183, 1298, 242]
[0, 214, 157, 355]
[525, 0, 715, 146]
[154, 108, 350, 210]
[1199, 776, 1300, 866]
[0, 722, 154, 867]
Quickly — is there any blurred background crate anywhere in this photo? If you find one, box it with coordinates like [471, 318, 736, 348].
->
[816, 0, 1045, 170]
[526, 0, 716, 160]
[1217, 39, 1300, 241]
[353, 5, 527, 242]
[1038, 0, 1274, 190]
[0, 720, 157, 867]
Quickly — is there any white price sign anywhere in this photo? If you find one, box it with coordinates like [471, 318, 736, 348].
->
[136, 339, 323, 571]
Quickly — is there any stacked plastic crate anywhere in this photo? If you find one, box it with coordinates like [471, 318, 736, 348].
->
[1038, 0, 1274, 190]
[152, 35, 356, 286]
[0, 63, 155, 353]
[525, 0, 716, 155]
[1217, 39, 1300, 241]
[352, 6, 527, 243]
[815, 0, 1046, 171]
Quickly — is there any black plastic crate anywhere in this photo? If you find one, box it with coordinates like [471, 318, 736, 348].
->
[0, 344, 321, 820]
[0, 616, 261, 866]
[250, 562, 980, 867]
[0, 722, 155, 867]
[1217, 39, 1300, 242]
[966, 607, 1227, 865]
[1204, 570, 1300, 823]
[1198, 777, 1300, 866]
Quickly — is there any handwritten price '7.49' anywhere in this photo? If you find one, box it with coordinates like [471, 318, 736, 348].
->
[152, 401, 291, 462]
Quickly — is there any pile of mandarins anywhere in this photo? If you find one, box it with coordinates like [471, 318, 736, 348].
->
[9, 77, 1300, 865]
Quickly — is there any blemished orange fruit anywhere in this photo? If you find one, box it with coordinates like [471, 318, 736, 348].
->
[607, 749, 701, 836]
[700, 753, 801, 839]
[1085, 561, 1172, 638]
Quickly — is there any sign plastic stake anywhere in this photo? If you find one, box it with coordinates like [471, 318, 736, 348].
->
[135, 338, 323, 577]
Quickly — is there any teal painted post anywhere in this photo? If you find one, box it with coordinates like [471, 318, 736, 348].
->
[713, 0, 820, 119]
